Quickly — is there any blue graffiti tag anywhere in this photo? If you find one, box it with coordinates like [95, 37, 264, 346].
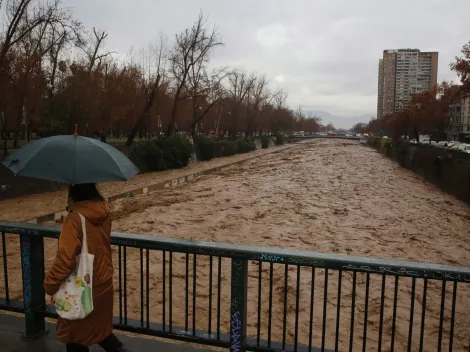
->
[231, 311, 242, 352]
[21, 242, 32, 309]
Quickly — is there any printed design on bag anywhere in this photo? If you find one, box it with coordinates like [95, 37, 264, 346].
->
[55, 273, 93, 314]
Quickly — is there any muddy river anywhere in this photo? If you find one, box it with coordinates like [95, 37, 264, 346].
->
[2, 139, 470, 351]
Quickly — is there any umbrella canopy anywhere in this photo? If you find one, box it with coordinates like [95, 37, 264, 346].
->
[2, 135, 139, 184]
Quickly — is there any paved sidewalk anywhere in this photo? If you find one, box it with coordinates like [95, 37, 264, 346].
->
[0, 314, 211, 352]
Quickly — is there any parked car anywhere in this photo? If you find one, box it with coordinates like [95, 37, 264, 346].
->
[458, 144, 470, 153]
[436, 141, 450, 148]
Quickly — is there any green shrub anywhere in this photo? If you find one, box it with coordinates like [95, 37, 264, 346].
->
[379, 138, 392, 156]
[261, 136, 270, 149]
[237, 139, 256, 153]
[194, 136, 215, 161]
[129, 141, 166, 173]
[274, 134, 285, 145]
[222, 141, 238, 156]
[129, 136, 192, 172]
[155, 136, 192, 169]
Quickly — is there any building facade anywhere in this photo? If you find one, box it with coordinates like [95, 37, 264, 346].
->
[447, 96, 470, 141]
[377, 49, 438, 118]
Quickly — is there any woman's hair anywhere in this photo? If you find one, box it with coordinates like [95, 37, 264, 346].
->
[68, 183, 105, 204]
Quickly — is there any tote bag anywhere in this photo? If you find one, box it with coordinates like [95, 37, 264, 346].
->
[54, 212, 94, 320]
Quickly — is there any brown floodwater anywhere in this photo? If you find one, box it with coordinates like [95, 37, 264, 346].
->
[2, 139, 470, 351]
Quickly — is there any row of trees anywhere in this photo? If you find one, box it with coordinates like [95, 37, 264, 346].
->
[363, 41, 470, 141]
[0, 0, 323, 155]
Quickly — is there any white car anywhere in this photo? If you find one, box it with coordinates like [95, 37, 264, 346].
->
[458, 144, 470, 153]
[436, 141, 449, 148]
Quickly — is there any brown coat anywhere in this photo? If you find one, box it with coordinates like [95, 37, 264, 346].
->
[44, 201, 114, 346]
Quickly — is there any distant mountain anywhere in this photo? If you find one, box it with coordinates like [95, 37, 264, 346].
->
[304, 110, 374, 129]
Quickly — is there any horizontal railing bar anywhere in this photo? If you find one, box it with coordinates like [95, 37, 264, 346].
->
[246, 338, 333, 352]
[0, 298, 26, 313]
[1, 221, 470, 281]
[34, 305, 231, 347]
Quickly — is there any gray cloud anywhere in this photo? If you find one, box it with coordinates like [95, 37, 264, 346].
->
[63, 0, 470, 127]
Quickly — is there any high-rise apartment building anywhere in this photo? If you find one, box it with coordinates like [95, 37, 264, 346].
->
[377, 49, 438, 118]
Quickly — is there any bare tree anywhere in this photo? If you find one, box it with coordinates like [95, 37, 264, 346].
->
[125, 36, 168, 146]
[187, 64, 229, 137]
[168, 12, 222, 135]
[246, 75, 272, 136]
[227, 70, 256, 138]
[78, 28, 115, 76]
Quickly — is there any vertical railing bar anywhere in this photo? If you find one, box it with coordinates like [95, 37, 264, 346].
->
[118, 245, 122, 324]
[419, 278, 427, 352]
[169, 251, 173, 333]
[362, 272, 370, 352]
[335, 270, 342, 352]
[193, 254, 197, 336]
[257, 261, 262, 346]
[391, 276, 399, 352]
[407, 277, 416, 352]
[146, 249, 149, 329]
[162, 250, 166, 332]
[140, 248, 144, 328]
[124, 246, 128, 325]
[208, 255, 213, 335]
[321, 268, 328, 352]
[1, 232, 9, 305]
[378, 275, 386, 352]
[282, 264, 288, 350]
[349, 271, 357, 352]
[217, 256, 221, 340]
[294, 265, 301, 352]
[438, 280, 446, 352]
[185, 253, 189, 331]
[268, 262, 273, 348]
[308, 267, 316, 352]
[449, 281, 457, 352]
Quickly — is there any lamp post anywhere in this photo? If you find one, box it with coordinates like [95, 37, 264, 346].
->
[157, 116, 162, 136]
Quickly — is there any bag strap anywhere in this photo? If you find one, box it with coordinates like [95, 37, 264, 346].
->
[76, 212, 88, 255]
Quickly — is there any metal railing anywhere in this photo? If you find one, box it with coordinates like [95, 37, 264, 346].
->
[0, 221, 469, 351]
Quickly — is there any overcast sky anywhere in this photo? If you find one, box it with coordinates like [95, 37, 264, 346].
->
[63, 0, 470, 127]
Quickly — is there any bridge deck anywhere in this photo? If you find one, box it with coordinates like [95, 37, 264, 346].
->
[0, 314, 209, 352]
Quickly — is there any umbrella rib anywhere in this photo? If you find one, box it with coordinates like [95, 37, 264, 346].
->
[86, 138, 128, 180]
[3, 138, 51, 175]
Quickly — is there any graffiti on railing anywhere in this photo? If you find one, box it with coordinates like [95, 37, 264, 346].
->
[200, 333, 217, 339]
[232, 261, 243, 285]
[4, 227, 39, 236]
[112, 239, 138, 247]
[231, 311, 242, 352]
[259, 253, 284, 262]
[342, 263, 470, 281]
[176, 329, 217, 340]
[258, 253, 326, 267]
[176, 329, 193, 336]
[231, 296, 241, 311]
[288, 258, 325, 267]
[21, 242, 32, 309]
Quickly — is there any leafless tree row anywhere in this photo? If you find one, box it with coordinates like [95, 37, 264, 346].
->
[0, 1, 322, 155]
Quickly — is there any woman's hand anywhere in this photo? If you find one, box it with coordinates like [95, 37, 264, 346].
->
[45, 294, 55, 305]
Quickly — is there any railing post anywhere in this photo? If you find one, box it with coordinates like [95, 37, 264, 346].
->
[20, 235, 46, 339]
[230, 259, 248, 352]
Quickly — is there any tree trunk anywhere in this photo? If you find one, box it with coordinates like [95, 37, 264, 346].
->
[126, 74, 161, 147]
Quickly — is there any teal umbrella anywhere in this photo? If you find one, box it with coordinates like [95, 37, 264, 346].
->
[2, 135, 139, 184]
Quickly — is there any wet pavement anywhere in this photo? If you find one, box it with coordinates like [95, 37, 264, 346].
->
[0, 314, 210, 352]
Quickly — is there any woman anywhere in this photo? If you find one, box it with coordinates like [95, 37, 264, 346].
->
[44, 183, 129, 352]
